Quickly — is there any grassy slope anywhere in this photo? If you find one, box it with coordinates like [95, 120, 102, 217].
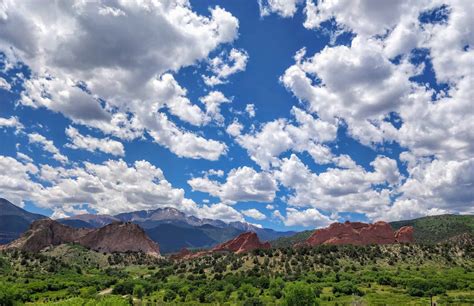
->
[390, 214, 474, 244]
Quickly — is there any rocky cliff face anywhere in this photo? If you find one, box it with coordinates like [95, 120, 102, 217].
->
[78, 222, 160, 256]
[0, 219, 93, 252]
[0, 219, 160, 256]
[212, 232, 271, 254]
[302, 221, 414, 247]
[394, 226, 414, 243]
[172, 232, 271, 260]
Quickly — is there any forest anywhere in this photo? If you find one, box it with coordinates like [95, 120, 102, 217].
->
[1, 241, 473, 305]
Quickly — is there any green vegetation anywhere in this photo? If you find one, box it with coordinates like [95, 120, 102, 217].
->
[270, 230, 313, 248]
[391, 214, 474, 243]
[0, 241, 473, 305]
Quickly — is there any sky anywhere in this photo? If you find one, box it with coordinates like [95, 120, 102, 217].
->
[0, 0, 472, 231]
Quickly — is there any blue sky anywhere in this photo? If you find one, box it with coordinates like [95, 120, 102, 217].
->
[0, 0, 472, 231]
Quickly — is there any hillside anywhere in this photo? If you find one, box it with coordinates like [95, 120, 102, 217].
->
[0, 198, 46, 244]
[271, 215, 474, 247]
[390, 214, 474, 244]
[0, 239, 472, 305]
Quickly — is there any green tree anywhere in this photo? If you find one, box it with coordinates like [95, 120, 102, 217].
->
[283, 282, 319, 306]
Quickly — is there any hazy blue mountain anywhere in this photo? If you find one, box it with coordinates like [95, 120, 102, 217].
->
[0, 198, 46, 244]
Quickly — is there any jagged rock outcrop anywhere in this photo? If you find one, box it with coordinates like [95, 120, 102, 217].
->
[171, 232, 270, 260]
[78, 222, 160, 256]
[300, 221, 414, 247]
[212, 232, 271, 254]
[0, 219, 93, 252]
[394, 226, 414, 243]
[0, 219, 160, 256]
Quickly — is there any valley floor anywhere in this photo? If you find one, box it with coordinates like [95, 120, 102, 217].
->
[0, 242, 473, 305]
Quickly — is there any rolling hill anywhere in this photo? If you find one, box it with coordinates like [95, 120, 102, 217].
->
[0, 198, 46, 244]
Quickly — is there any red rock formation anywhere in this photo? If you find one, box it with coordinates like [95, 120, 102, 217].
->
[77, 222, 160, 256]
[0, 219, 93, 252]
[303, 221, 414, 247]
[0, 219, 160, 256]
[394, 226, 414, 243]
[212, 232, 270, 254]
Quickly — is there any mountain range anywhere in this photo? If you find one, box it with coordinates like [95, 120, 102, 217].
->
[0, 198, 294, 253]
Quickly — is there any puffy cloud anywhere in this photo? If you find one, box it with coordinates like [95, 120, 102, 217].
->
[245, 104, 256, 118]
[226, 120, 244, 137]
[27, 132, 68, 164]
[0, 154, 246, 220]
[0, 155, 40, 207]
[144, 112, 227, 160]
[188, 166, 278, 204]
[65, 126, 125, 157]
[236, 106, 337, 169]
[0, 0, 238, 160]
[0, 77, 11, 91]
[303, 0, 426, 37]
[241, 208, 267, 220]
[258, 0, 300, 18]
[203, 48, 248, 86]
[194, 203, 244, 223]
[282, 207, 336, 228]
[265, 204, 275, 210]
[199, 91, 231, 124]
[274, 154, 400, 216]
[0, 116, 23, 131]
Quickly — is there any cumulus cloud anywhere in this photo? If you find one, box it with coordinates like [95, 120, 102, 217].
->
[0, 154, 246, 221]
[0, 0, 238, 160]
[188, 166, 278, 204]
[27, 132, 68, 164]
[226, 120, 244, 137]
[281, 207, 336, 228]
[245, 104, 256, 118]
[241, 208, 267, 220]
[65, 126, 125, 157]
[0, 77, 11, 91]
[258, 0, 300, 18]
[199, 91, 231, 124]
[0, 116, 23, 131]
[274, 154, 401, 216]
[236, 106, 337, 169]
[203, 48, 248, 86]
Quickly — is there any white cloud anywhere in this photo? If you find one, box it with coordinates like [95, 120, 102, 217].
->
[0, 155, 40, 207]
[203, 48, 248, 86]
[282, 207, 336, 228]
[0, 154, 247, 221]
[241, 208, 267, 220]
[27, 132, 68, 164]
[236, 106, 337, 169]
[0, 0, 238, 160]
[194, 203, 244, 223]
[188, 166, 278, 204]
[0, 77, 11, 91]
[265, 204, 275, 210]
[65, 126, 125, 157]
[16, 152, 33, 163]
[274, 154, 400, 216]
[245, 104, 256, 118]
[199, 91, 231, 124]
[226, 120, 244, 137]
[258, 0, 300, 18]
[0, 116, 23, 131]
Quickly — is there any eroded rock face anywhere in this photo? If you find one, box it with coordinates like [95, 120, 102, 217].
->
[394, 226, 414, 243]
[0, 219, 93, 252]
[303, 221, 414, 247]
[0, 219, 160, 256]
[78, 222, 160, 256]
[172, 232, 271, 260]
[212, 232, 271, 254]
